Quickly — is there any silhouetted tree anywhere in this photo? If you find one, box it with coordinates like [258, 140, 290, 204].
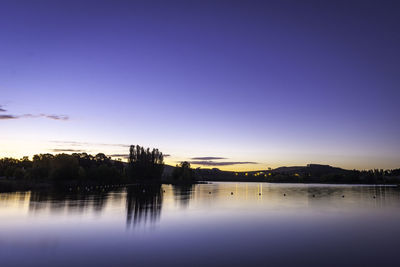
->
[128, 145, 164, 180]
[50, 154, 80, 180]
[172, 161, 195, 182]
[31, 154, 54, 179]
[1, 154, 400, 186]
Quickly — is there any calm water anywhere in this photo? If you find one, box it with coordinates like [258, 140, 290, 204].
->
[1, 182, 400, 267]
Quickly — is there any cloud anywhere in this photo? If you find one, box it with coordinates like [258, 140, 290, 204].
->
[51, 141, 169, 160]
[0, 106, 6, 112]
[51, 141, 130, 148]
[189, 161, 258, 166]
[51, 149, 84, 152]
[40, 114, 69, 121]
[98, 143, 130, 148]
[0, 113, 69, 120]
[108, 154, 129, 158]
[188, 156, 255, 166]
[108, 153, 170, 159]
[0, 115, 18, 119]
[191, 157, 227, 160]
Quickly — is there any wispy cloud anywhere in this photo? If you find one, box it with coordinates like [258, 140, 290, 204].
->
[189, 161, 258, 166]
[51, 141, 170, 160]
[50, 149, 84, 152]
[0, 115, 17, 119]
[51, 141, 130, 148]
[108, 154, 129, 158]
[0, 113, 69, 120]
[0, 106, 6, 112]
[108, 153, 170, 159]
[186, 156, 256, 166]
[40, 114, 69, 120]
[191, 157, 227, 160]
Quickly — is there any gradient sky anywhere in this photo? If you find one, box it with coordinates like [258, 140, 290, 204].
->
[1, 0, 399, 171]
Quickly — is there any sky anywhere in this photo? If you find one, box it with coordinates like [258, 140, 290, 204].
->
[1, 0, 400, 171]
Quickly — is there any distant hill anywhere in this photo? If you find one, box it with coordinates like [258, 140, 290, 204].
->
[271, 166, 305, 173]
[184, 164, 357, 182]
[271, 164, 348, 175]
[162, 163, 400, 184]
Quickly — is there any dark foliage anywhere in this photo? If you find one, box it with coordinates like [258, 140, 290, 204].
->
[128, 145, 164, 181]
[0, 152, 125, 184]
[0, 144, 165, 185]
[195, 164, 400, 184]
[172, 161, 195, 181]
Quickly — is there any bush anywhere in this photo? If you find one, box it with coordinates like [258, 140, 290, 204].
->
[172, 162, 195, 181]
[50, 154, 79, 180]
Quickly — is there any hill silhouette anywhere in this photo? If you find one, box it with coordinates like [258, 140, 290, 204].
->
[190, 164, 400, 184]
[1, 151, 400, 193]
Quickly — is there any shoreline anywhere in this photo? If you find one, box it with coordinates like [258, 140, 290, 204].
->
[0, 178, 397, 193]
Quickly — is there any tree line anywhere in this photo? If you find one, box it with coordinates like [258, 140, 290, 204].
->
[0, 144, 166, 184]
[195, 165, 400, 184]
[262, 169, 400, 184]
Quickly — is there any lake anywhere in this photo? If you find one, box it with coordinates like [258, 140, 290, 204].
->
[1, 182, 400, 267]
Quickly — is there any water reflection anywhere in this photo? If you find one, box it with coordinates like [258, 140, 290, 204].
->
[172, 184, 194, 207]
[14, 186, 164, 228]
[126, 185, 163, 228]
[1, 184, 399, 220]
[1, 183, 400, 267]
[28, 187, 124, 214]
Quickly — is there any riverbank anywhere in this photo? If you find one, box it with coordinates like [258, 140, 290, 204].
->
[1, 177, 398, 193]
[0, 178, 208, 193]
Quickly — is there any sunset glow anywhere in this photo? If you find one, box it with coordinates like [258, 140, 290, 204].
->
[1, 0, 399, 171]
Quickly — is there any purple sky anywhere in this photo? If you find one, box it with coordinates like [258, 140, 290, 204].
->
[1, 0, 399, 170]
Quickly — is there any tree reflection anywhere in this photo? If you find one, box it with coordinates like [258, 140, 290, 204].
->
[172, 184, 194, 208]
[27, 187, 123, 214]
[125, 185, 163, 228]
[4, 185, 165, 228]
